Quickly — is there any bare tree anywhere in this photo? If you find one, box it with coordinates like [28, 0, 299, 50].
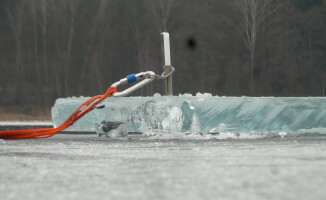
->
[49, 0, 65, 97]
[26, 0, 41, 83]
[6, 1, 26, 105]
[79, 0, 112, 93]
[40, 0, 49, 86]
[151, 0, 173, 32]
[6, 2, 24, 78]
[235, 0, 273, 94]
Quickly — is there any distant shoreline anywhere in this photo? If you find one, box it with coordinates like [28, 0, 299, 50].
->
[0, 106, 51, 121]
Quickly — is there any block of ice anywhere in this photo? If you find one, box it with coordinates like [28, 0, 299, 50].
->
[51, 95, 326, 134]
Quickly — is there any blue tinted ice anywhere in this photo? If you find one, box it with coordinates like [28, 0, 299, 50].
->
[51, 94, 326, 135]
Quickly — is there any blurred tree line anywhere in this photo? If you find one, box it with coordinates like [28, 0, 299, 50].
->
[0, 0, 326, 109]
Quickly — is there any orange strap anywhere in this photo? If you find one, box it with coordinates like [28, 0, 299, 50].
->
[0, 87, 118, 140]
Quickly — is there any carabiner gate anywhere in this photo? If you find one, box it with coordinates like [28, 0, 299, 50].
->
[111, 71, 155, 97]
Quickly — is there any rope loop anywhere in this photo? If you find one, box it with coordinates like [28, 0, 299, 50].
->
[154, 66, 175, 80]
[0, 87, 118, 140]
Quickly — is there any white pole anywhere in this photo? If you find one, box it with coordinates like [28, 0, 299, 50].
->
[161, 32, 173, 95]
[161, 32, 171, 66]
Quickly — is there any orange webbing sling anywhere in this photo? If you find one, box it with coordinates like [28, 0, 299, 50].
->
[0, 87, 118, 140]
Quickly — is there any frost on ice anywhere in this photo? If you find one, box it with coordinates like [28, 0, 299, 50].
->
[52, 95, 326, 135]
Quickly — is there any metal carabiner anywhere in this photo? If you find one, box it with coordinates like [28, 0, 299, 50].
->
[111, 71, 156, 97]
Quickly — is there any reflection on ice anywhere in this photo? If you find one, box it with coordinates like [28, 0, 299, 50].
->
[52, 94, 326, 138]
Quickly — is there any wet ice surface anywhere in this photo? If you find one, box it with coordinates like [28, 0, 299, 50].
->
[1, 134, 326, 200]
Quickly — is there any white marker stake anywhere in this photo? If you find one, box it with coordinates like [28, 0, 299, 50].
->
[161, 32, 171, 66]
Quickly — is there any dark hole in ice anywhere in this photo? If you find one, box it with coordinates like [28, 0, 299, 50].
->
[101, 121, 124, 133]
[95, 105, 105, 109]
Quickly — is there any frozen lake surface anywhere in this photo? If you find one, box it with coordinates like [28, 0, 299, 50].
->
[1, 134, 326, 200]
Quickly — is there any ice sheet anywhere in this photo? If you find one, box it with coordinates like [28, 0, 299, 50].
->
[2, 134, 326, 200]
[0, 121, 53, 126]
[51, 95, 326, 135]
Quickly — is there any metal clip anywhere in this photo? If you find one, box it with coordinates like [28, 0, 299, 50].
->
[111, 71, 155, 97]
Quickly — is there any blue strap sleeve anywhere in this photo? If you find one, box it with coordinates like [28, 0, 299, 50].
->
[126, 74, 137, 84]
